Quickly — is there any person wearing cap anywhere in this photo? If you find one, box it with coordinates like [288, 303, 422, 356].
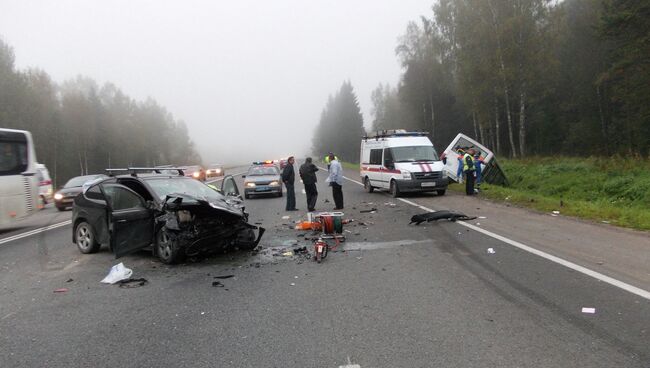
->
[281, 156, 298, 211]
[299, 157, 319, 212]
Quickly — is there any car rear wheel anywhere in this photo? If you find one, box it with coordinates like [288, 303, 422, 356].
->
[390, 180, 401, 198]
[156, 228, 184, 264]
[364, 177, 374, 193]
[75, 221, 100, 254]
[437, 189, 446, 196]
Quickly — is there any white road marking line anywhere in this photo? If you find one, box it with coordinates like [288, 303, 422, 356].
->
[0, 220, 72, 246]
[323, 164, 650, 300]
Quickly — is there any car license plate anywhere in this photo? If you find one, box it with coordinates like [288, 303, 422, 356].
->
[255, 186, 270, 192]
[421, 182, 436, 187]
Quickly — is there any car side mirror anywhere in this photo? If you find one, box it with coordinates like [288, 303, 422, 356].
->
[384, 160, 394, 169]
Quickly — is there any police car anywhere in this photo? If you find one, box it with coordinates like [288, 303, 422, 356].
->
[242, 161, 282, 199]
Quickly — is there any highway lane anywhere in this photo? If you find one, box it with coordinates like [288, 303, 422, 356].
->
[0, 164, 648, 367]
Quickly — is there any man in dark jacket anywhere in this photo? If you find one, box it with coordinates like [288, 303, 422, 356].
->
[299, 157, 319, 212]
[281, 156, 297, 211]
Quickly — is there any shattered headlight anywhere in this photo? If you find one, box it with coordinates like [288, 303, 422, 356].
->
[269, 181, 279, 186]
[401, 171, 412, 180]
[246, 182, 256, 188]
[177, 210, 193, 223]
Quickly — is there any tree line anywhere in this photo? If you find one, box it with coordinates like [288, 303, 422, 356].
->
[0, 37, 200, 186]
[314, 0, 649, 159]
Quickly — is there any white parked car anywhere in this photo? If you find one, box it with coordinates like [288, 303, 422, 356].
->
[35, 163, 53, 208]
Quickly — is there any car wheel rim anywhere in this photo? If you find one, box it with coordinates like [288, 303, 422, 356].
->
[158, 231, 172, 260]
[77, 225, 91, 250]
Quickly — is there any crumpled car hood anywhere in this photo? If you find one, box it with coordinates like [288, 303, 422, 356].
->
[163, 192, 244, 217]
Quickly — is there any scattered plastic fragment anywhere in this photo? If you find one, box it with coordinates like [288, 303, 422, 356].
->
[552, 211, 560, 215]
[476, 223, 481, 226]
[487, 248, 495, 254]
[53, 288, 69, 293]
[410, 211, 477, 225]
[601, 220, 610, 224]
[212, 281, 225, 287]
[100, 262, 133, 284]
[290, 283, 296, 286]
[66, 278, 73, 283]
[478, 216, 487, 219]
[213, 275, 234, 279]
[282, 251, 294, 257]
[581, 307, 596, 314]
[359, 208, 377, 213]
[118, 278, 148, 288]
[282, 215, 290, 220]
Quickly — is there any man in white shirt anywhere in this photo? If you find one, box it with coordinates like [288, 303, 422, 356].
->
[326, 153, 344, 210]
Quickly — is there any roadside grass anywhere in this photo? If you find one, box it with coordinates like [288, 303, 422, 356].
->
[341, 161, 360, 171]
[452, 156, 650, 231]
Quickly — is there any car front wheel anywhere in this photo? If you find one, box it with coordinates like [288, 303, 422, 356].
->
[364, 177, 374, 193]
[156, 228, 184, 264]
[390, 180, 401, 198]
[75, 221, 100, 254]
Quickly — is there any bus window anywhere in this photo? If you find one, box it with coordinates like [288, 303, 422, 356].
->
[0, 141, 28, 175]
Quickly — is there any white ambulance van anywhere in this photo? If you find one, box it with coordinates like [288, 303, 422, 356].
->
[360, 130, 448, 197]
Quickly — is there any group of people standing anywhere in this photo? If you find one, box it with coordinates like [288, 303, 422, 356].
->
[280, 153, 344, 212]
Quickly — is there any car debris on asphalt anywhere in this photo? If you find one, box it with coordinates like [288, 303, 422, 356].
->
[410, 210, 477, 225]
[487, 248, 496, 254]
[101, 262, 133, 284]
[53, 288, 69, 293]
[581, 307, 596, 314]
[118, 278, 148, 288]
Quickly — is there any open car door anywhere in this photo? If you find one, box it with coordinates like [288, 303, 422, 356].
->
[102, 183, 154, 258]
[220, 175, 241, 197]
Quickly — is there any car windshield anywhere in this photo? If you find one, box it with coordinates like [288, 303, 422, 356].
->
[64, 175, 104, 188]
[145, 177, 223, 201]
[247, 166, 278, 176]
[391, 146, 439, 162]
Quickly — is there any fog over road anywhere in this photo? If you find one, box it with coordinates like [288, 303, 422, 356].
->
[1, 164, 648, 367]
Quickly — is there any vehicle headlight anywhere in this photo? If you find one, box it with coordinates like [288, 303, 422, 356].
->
[54, 193, 63, 200]
[246, 182, 256, 188]
[441, 170, 448, 178]
[401, 171, 412, 180]
[215, 169, 221, 173]
[269, 181, 279, 186]
[192, 172, 200, 178]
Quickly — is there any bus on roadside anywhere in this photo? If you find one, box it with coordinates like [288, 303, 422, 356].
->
[0, 128, 40, 228]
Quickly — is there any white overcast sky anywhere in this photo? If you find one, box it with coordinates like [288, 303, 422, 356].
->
[0, 0, 431, 165]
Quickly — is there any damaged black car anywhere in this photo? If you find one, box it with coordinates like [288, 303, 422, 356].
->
[71, 168, 264, 264]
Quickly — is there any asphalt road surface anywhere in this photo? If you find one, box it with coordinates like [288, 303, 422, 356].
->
[1, 164, 648, 368]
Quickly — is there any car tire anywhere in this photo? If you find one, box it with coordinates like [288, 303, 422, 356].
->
[56, 206, 66, 212]
[155, 228, 184, 264]
[75, 221, 100, 254]
[364, 177, 374, 193]
[244, 193, 250, 199]
[390, 180, 400, 198]
[437, 189, 446, 196]
[278, 191, 283, 197]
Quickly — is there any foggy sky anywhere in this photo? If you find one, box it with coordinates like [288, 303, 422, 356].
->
[0, 0, 431, 166]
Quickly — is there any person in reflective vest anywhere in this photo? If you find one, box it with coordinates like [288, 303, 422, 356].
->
[463, 149, 476, 195]
[324, 152, 338, 169]
[473, 152, 484, 192]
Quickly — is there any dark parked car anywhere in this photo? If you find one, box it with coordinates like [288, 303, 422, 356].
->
[54, 174, 107, 211]
[242, 163, 282, 199]
[71, 169, 264, 264]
